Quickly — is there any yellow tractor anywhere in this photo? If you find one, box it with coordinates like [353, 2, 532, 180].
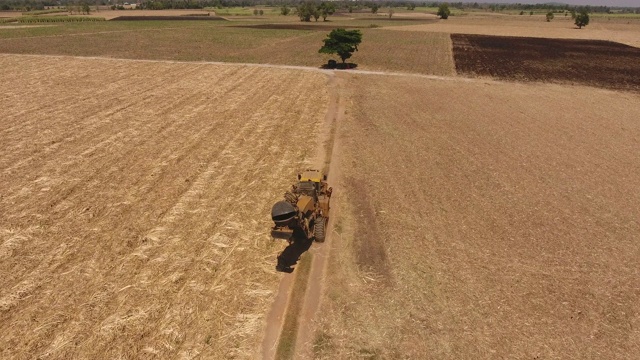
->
[271, 170, 332, 244]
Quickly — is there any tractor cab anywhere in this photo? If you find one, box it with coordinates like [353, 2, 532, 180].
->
[296, 170, 326, 197]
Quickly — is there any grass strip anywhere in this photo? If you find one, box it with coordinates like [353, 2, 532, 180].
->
[275, 252, 313, 360]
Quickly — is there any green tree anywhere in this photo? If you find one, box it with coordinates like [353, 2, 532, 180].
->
[371, 4, 379, 14]
[388, 7, 394, 19]
[280, 5, 290, 16]
[546, 11, 554, 22]
[319, 28, 363, 64]
[319, 2, 335, 21]
[575, 11, 589, 28]
[296, 2, 315, 22]
[437, 3, 450, 19]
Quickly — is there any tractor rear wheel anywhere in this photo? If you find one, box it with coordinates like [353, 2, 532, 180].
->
[314, 217, 326, 242]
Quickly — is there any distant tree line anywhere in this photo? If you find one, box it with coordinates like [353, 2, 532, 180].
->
[1, 0, 638, 14]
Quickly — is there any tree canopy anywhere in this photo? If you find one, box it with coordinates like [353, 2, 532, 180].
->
[437, 3, 451, 19]
[546, 11, 554, 22]
[296, 1, 336, 22]
[319, 28, 363, 64]
[319, 2, 335, 21]
[575, 11, 590, 28]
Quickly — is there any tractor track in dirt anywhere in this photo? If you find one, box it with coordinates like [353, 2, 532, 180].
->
[292, 74, 347, 360]
[259, 72, 346, 360]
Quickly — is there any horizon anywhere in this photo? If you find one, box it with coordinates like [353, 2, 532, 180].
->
[460, 0, 640, 8]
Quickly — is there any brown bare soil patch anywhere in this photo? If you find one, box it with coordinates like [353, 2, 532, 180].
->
[0, 54, 329, 359]
[452, 34, 640, 92]
[315, 74, 640, 359]
[344, 177, 392, 282]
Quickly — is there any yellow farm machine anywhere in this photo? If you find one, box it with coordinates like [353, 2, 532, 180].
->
[270, 170, 332, 272]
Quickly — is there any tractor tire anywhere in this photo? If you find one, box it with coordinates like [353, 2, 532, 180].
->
[314, 217, 326, 242]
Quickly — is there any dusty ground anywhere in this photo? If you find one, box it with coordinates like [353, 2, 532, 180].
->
[0, 54, 329, 359]
[388, 15, 640, 48]
[314, 74, 640, 359]
[452, 34, 640, 92]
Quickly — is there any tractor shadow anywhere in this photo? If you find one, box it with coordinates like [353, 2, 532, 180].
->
[276, 228, 313, 273]
[321, 61, 358, 70]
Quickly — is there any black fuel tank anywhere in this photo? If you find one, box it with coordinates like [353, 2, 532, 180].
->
[271, 201, 297, 226]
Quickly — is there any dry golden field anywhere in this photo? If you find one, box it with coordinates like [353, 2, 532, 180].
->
[0, 54, 328, 359]
[0, 9, 212, 20]
[389, 14, 640, 48]
[314, 74, 640, 359]
[0, 24, 455, 76]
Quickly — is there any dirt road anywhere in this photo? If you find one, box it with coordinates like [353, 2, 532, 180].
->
[260, 72, 347, 360]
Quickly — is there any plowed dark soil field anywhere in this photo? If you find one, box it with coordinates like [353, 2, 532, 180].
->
[452, 34, 640, 92]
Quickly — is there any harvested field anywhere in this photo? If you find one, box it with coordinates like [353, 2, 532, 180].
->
[110, 15, 226, 21]
[315, 74, 640, 359]
[452, 34, 640, 92]
[232, 29, 455, 75]
[95, 9, 214, 21]
[356, 17, 438, 23]
[0, 25, 307, 62]
[0, 27, 456, 76]
[0, 54, 329, 359]
[232, 23, 366, 31]
[388, 15, 640, 48]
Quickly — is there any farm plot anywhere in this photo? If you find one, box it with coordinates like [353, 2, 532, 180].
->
[452, 34, 640, 92]
[0, 25, 456, 76]
[315, 74, 640, 359]
[387, 15, 640, 48]
[0, 54, 328, 359]
[213, 29, 455, 76]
